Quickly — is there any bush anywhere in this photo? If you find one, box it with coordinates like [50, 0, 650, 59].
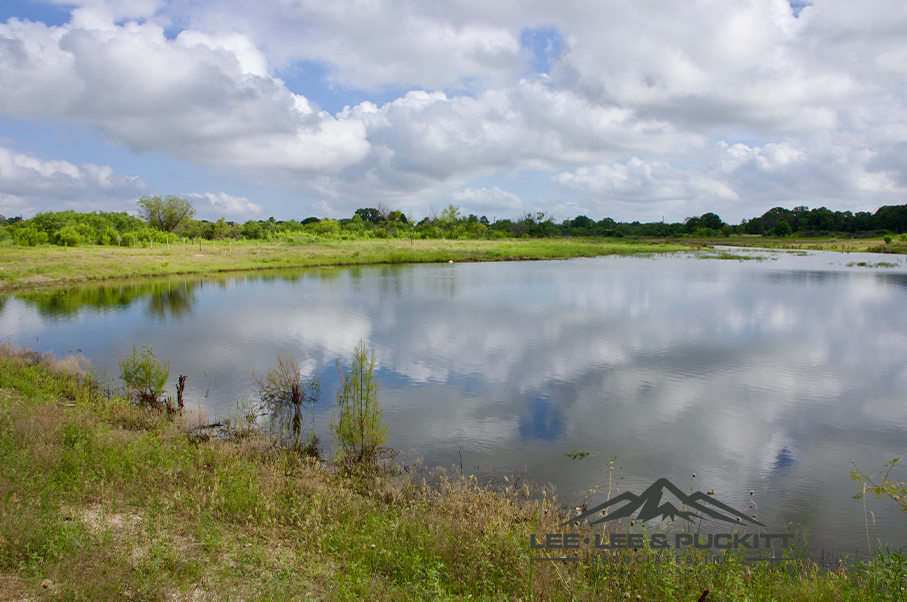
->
[100, 225, 119, 245]
[252, 355, 320, 455]
[13, 226, 48, 246]
[118, 345, 170, 407]
[53, 226, 82, 247]
[331, 340, 388, 470]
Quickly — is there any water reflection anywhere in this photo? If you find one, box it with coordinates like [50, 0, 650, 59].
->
[15, 279, 199, 320]
[2, 250, 906, 554]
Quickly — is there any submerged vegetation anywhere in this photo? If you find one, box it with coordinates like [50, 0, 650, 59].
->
[2, 341, 907, 600]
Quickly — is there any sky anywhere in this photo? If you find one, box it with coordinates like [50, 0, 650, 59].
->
[0, 0, 905, 224]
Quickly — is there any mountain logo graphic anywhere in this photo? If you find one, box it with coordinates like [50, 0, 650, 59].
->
[561, 478, 765, 527]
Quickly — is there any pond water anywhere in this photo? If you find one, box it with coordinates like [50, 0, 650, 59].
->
[3, 248, 907, 556]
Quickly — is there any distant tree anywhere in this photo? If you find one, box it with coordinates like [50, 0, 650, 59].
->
[355, 208, 381, 224]
[572, 215, 595, 229]
[760, 207, 794, 232]
[137, 195, 196, 232]
[440, 204, 462, 224]
[771, 218, 793, 237]
[699, 212, 724, 230]
[376, 202, 391, 222]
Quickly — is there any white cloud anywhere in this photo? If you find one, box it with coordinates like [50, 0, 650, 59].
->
[0, 17, 370, 172]
[186, 192, 264, 220]
[0, 147, 148, 217]
[451, 186, 523, 212]
[553, 157, 739, 208]
[2, 0, 907, 219]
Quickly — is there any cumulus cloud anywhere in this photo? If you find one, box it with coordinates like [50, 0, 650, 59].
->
[186, 192, 265, 220]
[451, 186, 523, 215]
[0, 16, 370, 172]
[552, 157, 739, 221]
[2, 0, 907, 219]
[0, 147, 148, 217]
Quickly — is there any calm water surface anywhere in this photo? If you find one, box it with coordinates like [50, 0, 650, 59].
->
[3, 248, 907, 555]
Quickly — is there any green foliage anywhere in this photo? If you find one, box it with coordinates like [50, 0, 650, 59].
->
[13, 225, 48, 246]
[771, 218, 793, 237]
[118, 345, 170, 407]
[137, 195, 197, 232]
[852, 457, 907, 514]
[251, 355, 320, 455]
[100, 225, 120, 245]
[53, 225, 82, 247]
[331, 340, 388, 469]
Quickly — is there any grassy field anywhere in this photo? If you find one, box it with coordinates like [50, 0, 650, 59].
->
[2, 235, 904, 293]
[0, 238, 688, 292]
[1, 343, 904, 601]
[692, 234, 907, 255]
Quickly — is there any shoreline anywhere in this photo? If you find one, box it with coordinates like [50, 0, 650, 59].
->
[4, 235, 904, 294]
[1, 341, 903, 600]
[0, 238, 691, 293]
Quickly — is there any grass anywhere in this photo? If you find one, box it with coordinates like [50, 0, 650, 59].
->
[0, 238, 690, 292]
[689, 234, 907, 256]
[2, 343, 906, 600]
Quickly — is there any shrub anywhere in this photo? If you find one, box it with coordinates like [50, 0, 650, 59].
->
[13, 225, 48, 246]
[53, 226, 82, 247]
[331, 340, 388, 469]
[118, 345, 170, 407]
[100, 225, 120, 245]
[252, 355, 320, 455]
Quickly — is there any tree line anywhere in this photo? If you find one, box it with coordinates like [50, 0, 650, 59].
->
[1, 195, 906, 247]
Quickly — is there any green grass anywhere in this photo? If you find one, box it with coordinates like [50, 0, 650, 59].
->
[1, 342, 905, 600]
[0, 238, 688, 292]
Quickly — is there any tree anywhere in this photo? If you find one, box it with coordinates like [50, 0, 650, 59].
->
[771, 218, 793, 237]
[355, 208, 381, 224]
[331, 340, 388, 469]
[440, 204, 462, 224]
[137, 195, 196, 232]
[699, 212, 724, 230]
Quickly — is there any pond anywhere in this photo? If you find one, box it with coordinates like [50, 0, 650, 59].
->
[3, 248, 907, 556]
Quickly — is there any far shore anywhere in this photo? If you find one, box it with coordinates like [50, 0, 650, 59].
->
[1, 235, 902, 293]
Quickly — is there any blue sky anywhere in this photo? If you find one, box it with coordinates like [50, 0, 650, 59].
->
[1, 0, 904, 224]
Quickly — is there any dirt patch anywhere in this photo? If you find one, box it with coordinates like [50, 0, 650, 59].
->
[0, 574, 33, 602]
